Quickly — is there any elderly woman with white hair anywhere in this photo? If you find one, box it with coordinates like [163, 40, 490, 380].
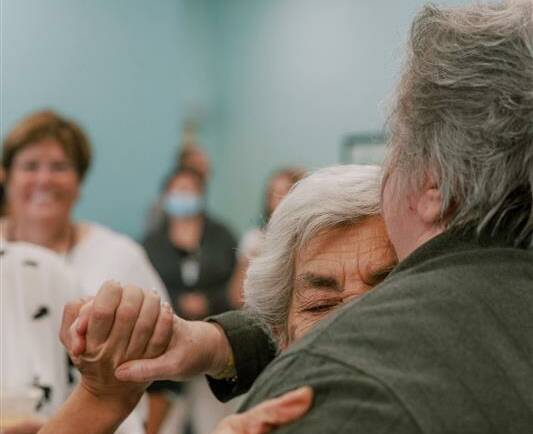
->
[244, 164, 396, 349]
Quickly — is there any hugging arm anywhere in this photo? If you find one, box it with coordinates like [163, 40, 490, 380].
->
[112, 310, 277, 403]
[206, 311, 278, 402]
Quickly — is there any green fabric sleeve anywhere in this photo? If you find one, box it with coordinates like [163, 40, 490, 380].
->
[205, 310, 277, 402]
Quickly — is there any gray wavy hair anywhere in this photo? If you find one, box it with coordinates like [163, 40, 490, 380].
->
[243, 164, 382, 344]
[386, 0, 533, 246]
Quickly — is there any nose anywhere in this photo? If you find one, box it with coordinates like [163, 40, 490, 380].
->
[34, 166, 55, 185]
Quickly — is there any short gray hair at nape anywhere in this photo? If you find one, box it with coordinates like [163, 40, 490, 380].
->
[386, 0, 533, 246]
[243, 164, 382, 345]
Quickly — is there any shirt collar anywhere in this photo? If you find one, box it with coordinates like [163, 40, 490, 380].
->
[388, 227, 526, 277]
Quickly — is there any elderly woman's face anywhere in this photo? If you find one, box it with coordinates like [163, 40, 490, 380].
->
[7, 139, 80, 222]
[285, 216, 396, 347]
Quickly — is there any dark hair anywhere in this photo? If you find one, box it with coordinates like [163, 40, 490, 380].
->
[262, 167, 307, 223]
[163, 166, 205, 193]
[2, 110, 92, 180]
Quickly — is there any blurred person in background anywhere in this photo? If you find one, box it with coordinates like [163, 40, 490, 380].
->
[144, 144, 211, 234]
[0, 109, 167, 434]
[143, 166, 236, 320]
[228, 167, 305, 309]
[142, 166, 237, 434]
[0, 167, 6, 216]
[178, 145, 211, 184]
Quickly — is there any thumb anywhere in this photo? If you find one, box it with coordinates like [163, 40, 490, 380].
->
[115, 355, 172, 383]
[250, 386, 313, 427]
[213, 387, 313, 434]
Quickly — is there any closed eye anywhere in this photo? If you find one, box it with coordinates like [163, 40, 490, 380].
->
[300, 300, 340, 314]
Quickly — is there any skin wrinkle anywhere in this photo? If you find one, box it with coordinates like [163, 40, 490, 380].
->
[285, 217, 396, 347]
[244, 165, 385, 346]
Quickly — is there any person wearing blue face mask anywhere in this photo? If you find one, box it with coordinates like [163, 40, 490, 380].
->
[142, 166, 238, 434]
[164, 190, 204, 218]
[144, 167, 236, 320]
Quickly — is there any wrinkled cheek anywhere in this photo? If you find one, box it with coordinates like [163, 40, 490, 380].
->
[288, 315, 324, 346]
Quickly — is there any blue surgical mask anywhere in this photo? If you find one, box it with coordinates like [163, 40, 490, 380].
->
[164, 192, 203, 218]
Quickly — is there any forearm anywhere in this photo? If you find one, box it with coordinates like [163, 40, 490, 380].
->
[38, 385, 141, 434]
[204, 322, 235, 377]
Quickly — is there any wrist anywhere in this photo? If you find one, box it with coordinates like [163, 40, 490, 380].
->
[38, 384, 143, 434]
[79, 380, 143, 416]
[203, 322, 235, 378]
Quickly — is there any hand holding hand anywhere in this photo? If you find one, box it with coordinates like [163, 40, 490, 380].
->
[60, 281, 174, 409]
[114, 317, 232, 383]
[66, 284, 233, 386]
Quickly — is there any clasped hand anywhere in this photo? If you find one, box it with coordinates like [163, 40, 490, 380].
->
[60, 281, 313, 434]
[61, 281, 174, 407]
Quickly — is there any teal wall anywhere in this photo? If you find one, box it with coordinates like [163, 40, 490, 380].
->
[2, 0, 467, 239]
[208, 0, 466, 235]
[1, 0, 218, 238]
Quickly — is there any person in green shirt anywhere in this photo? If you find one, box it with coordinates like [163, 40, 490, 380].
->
[40, 1, 533, 433]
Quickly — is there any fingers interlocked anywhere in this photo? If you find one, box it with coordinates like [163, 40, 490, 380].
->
[61, 280, 175, 390]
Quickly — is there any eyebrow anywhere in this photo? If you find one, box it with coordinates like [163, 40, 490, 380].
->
[294, 272, 342, 292]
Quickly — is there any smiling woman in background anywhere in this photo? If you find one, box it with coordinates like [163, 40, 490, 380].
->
[0, 109, 167, 434]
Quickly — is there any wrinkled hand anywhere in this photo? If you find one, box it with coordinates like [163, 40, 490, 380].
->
[213, 387, 313, 434]
[61, 281, 174, 407]
[113, 317, 230, 383]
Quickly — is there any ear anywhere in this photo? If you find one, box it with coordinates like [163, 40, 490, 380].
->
[415, 182, 443, 225]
